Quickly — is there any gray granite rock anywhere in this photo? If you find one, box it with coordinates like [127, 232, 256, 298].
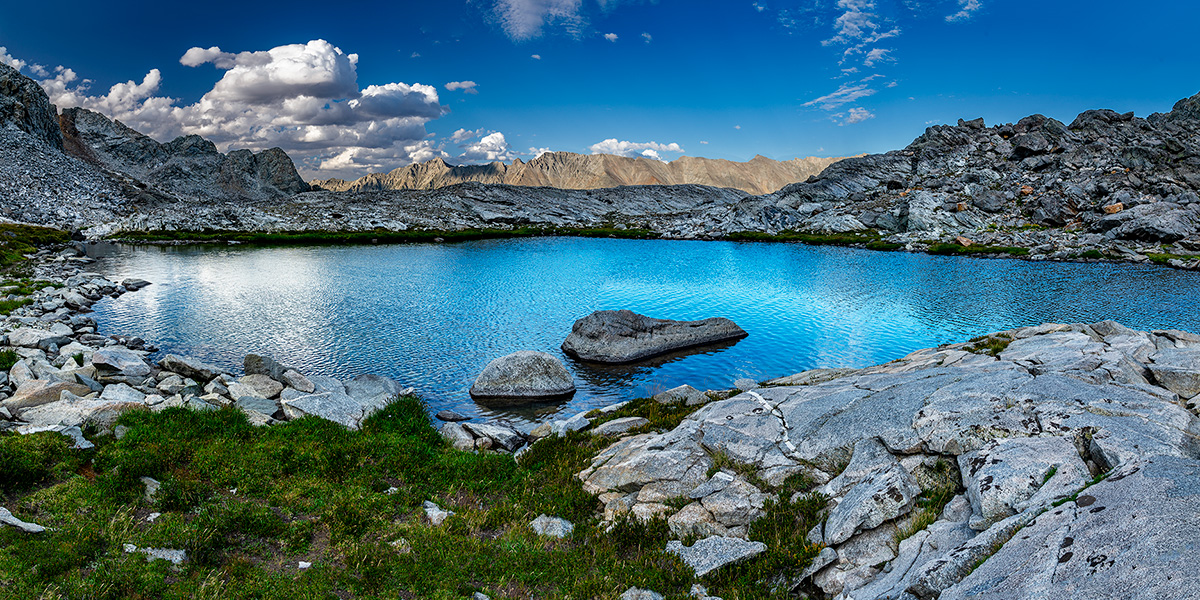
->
[91, 347, 151, 377]
[824, 462, 922, 545]
[561, 310, 747, 363]
[158, 354, 224, 382]
[1146, 347, 1200, 397]
[592, 416, 648, 436]
[958, 436, 1092, 530]
[0, 507, 46, 533]
[619, 588, 664, 600]
[469, 351, 575, 403]
[653, 384, 707, 406]
[666, 536, 767, 577]
[938, 456, 1200, 600]
[529, 514, 574, 538]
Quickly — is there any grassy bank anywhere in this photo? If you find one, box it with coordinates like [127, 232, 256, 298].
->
[0, 224, 71, 274]
[0, 397, 824, 600]
[112, 226, 659, 247]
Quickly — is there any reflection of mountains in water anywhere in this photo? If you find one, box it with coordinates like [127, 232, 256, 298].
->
[472, 337, 746, 425]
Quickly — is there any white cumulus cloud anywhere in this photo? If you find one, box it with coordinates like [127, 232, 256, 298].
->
[531, 54, 542, 59]
[588, 138, 683, 160]
[604, 32, 619, 42]
[641, 32, 652, 43]
[456, 131, 523, 163]
[445, 80, 479, 94]
[0, 46, 26, 71]
[39, 39, 449, 180]
[947, 0, 982, 22]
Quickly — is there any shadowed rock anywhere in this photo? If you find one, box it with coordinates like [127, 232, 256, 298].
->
[561, 310, 748, 363]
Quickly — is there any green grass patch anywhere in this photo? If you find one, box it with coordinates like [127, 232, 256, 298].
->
[1, 395, 830, 599]
[0, 349, 18, 371]
[1146, 252, 1196, 266]
[0, 430, 84, 497]
[0, 224, 70, 273]
[895, 459, 959, 544]
[927, 243, 1030, 257]
[0, 297, 33, 315]
[965, 333, 1014, 357]
[725, 230, 885, 246]
[111, 226, 659, 247]
[587, 396, 705, 436]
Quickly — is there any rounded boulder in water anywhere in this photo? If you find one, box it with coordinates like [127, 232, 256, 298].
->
[469, 351, 575, 405]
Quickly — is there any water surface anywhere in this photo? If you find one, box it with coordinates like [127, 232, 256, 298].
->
[92, 238, 1200, 423]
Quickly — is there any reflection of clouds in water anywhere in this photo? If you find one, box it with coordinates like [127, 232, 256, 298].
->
[91, 239, 1200, 425]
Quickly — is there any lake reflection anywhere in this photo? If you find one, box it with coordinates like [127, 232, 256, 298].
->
[90, 238, 1200, 424]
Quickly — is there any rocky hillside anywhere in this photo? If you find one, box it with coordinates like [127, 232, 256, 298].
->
[730, 100, 1200, 261]
[0, 63, 309, 231]
[313, 152, 846, 195]
[59, 107, 309, 203]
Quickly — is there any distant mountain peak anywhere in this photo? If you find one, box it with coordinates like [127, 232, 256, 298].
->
[312, 152, 848, 195]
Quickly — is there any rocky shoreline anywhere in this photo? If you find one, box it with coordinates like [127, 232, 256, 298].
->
[0, 246, 423, 442]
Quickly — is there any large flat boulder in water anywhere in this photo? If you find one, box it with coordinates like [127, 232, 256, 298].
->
[469, 351, 575, 405]
[561, 310, 748, 363]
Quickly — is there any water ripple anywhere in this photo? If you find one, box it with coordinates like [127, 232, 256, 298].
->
[90, 239, 1200, 424]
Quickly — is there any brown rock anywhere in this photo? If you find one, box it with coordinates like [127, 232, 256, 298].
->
[955, 236, 975, 247]
[1104, 202, 1125, 214]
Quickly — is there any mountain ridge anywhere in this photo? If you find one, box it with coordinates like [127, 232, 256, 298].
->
[312, 151, 849, 195]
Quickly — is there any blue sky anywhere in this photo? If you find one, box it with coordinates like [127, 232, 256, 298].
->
[2, 1, 1198, 179]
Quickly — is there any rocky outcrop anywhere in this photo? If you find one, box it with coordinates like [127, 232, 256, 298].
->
[59, 107, 310, 202]
[312, 152, 848, 196]
[0, 63, 61, 149]
[577, 321, 1200, 599]
[469, 351, 576, 403]
[561, 310, 748, 363]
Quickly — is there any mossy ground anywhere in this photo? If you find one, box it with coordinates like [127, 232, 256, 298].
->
[0, 224, 71, 275]
[0, 397, 824, 599]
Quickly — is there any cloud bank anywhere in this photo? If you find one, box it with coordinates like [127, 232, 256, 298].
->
[32, 39, 449, 179]
[589, 138, 683, 161]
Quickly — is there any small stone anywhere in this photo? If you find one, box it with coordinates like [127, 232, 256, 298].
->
[530, 514, 574, 538]
[0, 507, 46, 533]
[141, 476, 161, 502]
[666, 536, 767, 577]
[619, 588, 665, 600]
[298, 561, 312, 570]
[592, 416, 648, 436]
[652, 384, 708, 406]
[436, 410, 470, 422]
[423, 501, 454, 526]
[238, 374, 284, 399]
[281, 369, 316, 393]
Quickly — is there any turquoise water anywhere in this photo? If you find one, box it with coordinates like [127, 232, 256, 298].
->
[91, 238, 1200, 423]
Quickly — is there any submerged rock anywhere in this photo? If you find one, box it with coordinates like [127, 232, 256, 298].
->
[561, 310, 748, 363]
[469, 351, 575, 403]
